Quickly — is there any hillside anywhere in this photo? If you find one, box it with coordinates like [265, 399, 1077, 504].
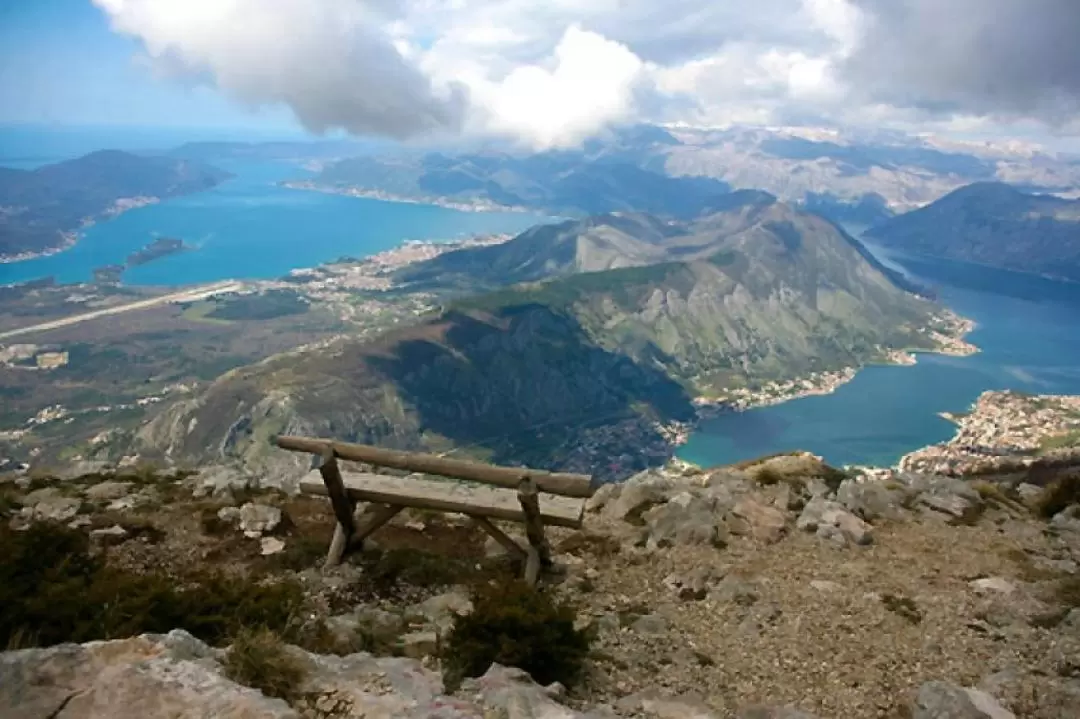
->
[311, 151, 731, 218]
[415, 200, 939, 388]
[136, 201, 943, 484]
[0, 150, 231, 257]
[137, 305, 697, 485]
[866, 183, 1080, 281]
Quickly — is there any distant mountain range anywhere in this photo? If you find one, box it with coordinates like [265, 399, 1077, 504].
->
[296, 124, 1080, 227]
[139, 198, 944, 482]
[0, 150, 230, 259]
[867, 183, 1080, 282]
[312, 152, 732, 219]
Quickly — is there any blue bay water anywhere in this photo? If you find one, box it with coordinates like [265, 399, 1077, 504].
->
[0, 160, 549, 286]
[678, 246, 1080, 469]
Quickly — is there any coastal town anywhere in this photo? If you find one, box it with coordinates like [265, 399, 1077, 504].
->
[899, 390, 1080, 475]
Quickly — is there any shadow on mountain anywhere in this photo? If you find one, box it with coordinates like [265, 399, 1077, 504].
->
[364, 304, 695, 472]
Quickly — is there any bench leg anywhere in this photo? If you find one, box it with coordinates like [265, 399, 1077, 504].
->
[320, 451, 356, 569]
[352, 503, 405, 546]
[517, 477, 552, 586]
[325, 522, 351, 569]
[469, 515, 527, 560]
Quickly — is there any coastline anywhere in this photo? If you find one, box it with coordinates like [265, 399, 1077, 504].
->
[667, 308, 982, 470]
[0, 232, 77, 265]
[688, 308, 979, 420]
[282, 180, 533, 215]
[898, 390, 1080, 475]
[0, 196, 161, 265]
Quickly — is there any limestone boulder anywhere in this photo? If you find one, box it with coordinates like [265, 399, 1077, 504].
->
[642, 492, 727, 549]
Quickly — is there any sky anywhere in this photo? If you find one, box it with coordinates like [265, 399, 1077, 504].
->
[2, 0, 1080, 151]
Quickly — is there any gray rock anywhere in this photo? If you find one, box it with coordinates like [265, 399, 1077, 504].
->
[1050, 507, 1080, 534]
[962, 689, 1016, 719]
[608, 472, 675, 523]
[664, 566, 719, 601]
[711, 576, 760, 606]
[969, 577, 1016, 596]
[1016, 483, 1043, 503]
[21, 495, 82, 523]
[836, 478, 909, 521]
[642, 493, 727, 549]
[460, 664, 598, 718]
[217, 505, 241, 523]
[83, 481, 133, 502]
[809, 580, 842, 593]
[260, 536, 286, 556]
[400, 631, 439, 659]
[911, 475, 984, 521]
[731, 497, 788, 543]
[737, 706, 821, 719]
[21, 486, 61, 505]
[90, 524, 129, 545]
[238, 502, 282, 537]
[796, 497, 874, 546]
[0, 630, 299, 719]
[631, 613, 669, 635]
[586, 482, 620, 513]
[1, 629, 600, 719]
[55, 460, 112, 481]
[191, 465, 253, 498]
[407, 590, 473, 634]
[913, 681, 1013, 719]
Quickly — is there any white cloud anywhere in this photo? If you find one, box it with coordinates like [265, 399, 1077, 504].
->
[458, 26, 645, 149]
[92, 0, 1080, 147]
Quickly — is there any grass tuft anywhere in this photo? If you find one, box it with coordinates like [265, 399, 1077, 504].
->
[1035, 474, 1080, 519]
[223, 628, 309, 702]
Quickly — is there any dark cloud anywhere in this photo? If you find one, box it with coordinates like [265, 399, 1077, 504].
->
[843, 0, 1080, 121]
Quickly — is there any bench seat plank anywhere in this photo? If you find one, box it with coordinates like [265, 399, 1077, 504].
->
[299, 471, 586, 529]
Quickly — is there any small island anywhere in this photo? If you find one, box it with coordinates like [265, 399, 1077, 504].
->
[91, 237, 192, 284]
[126, 237, 189, 267]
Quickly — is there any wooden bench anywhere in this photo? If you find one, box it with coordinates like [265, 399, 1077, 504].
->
[276, 436, 595, 585]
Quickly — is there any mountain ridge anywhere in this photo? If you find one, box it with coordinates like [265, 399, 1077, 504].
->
[866, 181, 1080, 281]
[0, 150, 231, 258]
[136, 200, 946, 484]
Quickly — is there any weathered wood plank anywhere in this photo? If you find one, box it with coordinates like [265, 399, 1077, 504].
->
[469, 515, 527, 559]
[278, 435, 594, 498]
[517, 476, 552, 584]
[298, 471, 586, 529]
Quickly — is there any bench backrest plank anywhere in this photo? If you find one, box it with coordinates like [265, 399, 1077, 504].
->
[298, 470, 586, 528]
[278, 435, 594, 498]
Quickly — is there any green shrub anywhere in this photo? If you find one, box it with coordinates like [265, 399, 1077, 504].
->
[223, 628, 309, 702]
[1035, 474, 1080, 519]
[0, 522, 306, 649]
[442, 580, 592, 692]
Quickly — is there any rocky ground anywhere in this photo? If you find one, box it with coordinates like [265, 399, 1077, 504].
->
[2, 453, 1079, 719]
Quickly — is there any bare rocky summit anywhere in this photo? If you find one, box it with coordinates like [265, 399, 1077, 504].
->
[2, 453, 1079, 719]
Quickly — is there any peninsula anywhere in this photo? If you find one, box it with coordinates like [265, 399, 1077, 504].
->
[900, 390, 1080, 475]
